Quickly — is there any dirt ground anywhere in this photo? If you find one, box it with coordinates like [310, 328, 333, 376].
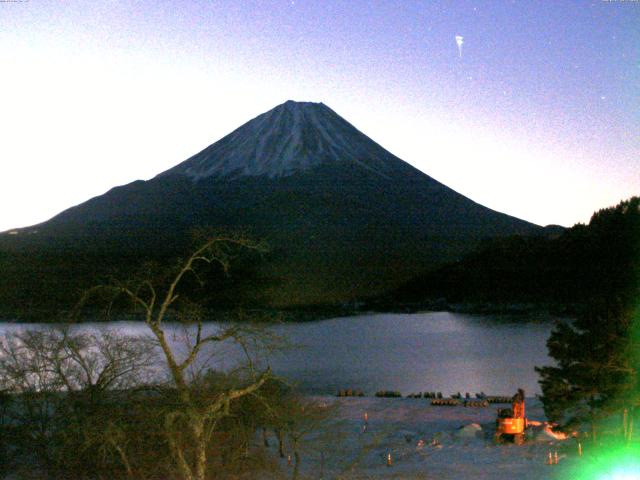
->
[264, 396, 581, 479]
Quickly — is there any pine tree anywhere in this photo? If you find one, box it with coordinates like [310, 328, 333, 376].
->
[536, 297, 640, 441]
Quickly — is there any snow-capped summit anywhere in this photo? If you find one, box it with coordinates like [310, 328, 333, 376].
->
[160, 100, 396, 180]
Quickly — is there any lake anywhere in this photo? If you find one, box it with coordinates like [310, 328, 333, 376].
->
[0, 311, 556, 396]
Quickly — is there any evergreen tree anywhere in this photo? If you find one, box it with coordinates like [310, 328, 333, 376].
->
[536, 297, 640, 441]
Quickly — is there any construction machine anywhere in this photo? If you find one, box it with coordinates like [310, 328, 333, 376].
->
[495, 388, 527, 444]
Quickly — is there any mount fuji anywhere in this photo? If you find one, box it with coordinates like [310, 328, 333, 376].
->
[1, 101, 541, 312]
[162, 100, 396, 180]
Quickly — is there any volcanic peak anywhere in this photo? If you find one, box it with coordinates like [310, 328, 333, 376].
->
[160, 100, 395, 181]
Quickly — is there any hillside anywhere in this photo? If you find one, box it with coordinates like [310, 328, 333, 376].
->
[390, 197, 640, 312]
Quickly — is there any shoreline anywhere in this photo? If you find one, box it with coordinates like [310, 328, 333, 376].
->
[0, 300, 575, 324]
[272, 395, 578, 479]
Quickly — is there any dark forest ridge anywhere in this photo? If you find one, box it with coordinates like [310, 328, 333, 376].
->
[390, 196, 639, 312]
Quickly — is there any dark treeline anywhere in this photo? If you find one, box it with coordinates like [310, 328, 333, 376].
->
[0, 231, 272, 321]
[390, 197, 640, 311]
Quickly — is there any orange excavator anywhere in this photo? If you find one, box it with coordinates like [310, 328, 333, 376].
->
[495, 388, 527, 444]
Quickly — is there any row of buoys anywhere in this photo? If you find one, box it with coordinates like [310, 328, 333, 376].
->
[336, 389, 365, 397]
[406, 392, 512, 402]
[431, 398, 460, 406]
[375, 390, 402, 398]
[336, 390, 513, 402]
[464, 400, 489, 408]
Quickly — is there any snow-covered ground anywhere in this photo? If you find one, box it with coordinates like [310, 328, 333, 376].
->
[268, 396, 581, 479]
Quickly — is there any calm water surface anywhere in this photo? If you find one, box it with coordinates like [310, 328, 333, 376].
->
[0, 312, 555, 396]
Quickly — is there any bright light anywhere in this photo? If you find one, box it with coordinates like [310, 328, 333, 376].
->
[569, 444, 640, 480]
[607, 468, 640, 480]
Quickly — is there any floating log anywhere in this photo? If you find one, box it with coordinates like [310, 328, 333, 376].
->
[486, 396, 512, 404]
[464, 400, 489, 408]
[336, 389, 365, 397]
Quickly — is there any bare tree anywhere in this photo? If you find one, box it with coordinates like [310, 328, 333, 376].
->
[0, 326, 158, 477]
[281, 397, 333, 480]
[0, 327, 157, 394]
[0, 236, 289, 479]
[77, 235, 274, 480]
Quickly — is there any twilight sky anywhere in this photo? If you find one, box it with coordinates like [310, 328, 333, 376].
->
[1, 0, 638, 231]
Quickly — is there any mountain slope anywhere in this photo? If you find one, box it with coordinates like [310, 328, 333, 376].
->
[0, 101, 542, 313]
